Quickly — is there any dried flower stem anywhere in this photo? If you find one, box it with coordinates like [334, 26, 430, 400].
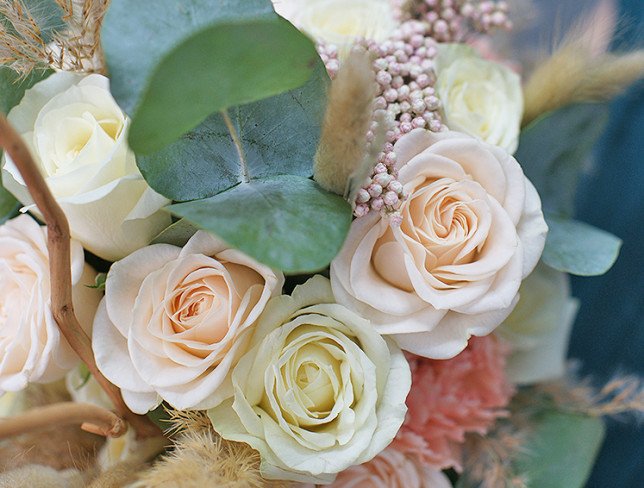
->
[0, 401, 126, 438]
[0, 114, 160, 439]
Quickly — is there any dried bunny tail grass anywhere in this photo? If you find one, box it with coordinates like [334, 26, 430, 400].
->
[522, 0, 644, 126]
[132, 430, 289, 488]
[163, 408, 213, 437]
[0, 0, 108, 76]
[314, 46, 377, 196]
[87, 461, 142, 488]
[0, 464, 86, 488]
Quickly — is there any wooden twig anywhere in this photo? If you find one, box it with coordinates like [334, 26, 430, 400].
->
[0, 402, 127, 438]
[0, 114, 161, 439]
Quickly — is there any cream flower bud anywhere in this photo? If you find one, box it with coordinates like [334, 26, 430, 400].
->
[435, 44, 523, 153]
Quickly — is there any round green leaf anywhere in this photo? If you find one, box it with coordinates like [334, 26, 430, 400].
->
[514, 411, 605, 488]
[102, 0, 319, 154]
[543, 216, 622, 276]
[167, 176, 352, 273]
[138, 61, 328, 201]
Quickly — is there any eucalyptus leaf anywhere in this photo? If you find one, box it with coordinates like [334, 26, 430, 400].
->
[102, 0, 319, 153]
[138, 60, 328, 201]
[168, 176, 352, 273]
[513, 411, 605, 488]
[516, 103, 609, 217]
[543, 216, 622, 276]
[151, 219, 199, 247]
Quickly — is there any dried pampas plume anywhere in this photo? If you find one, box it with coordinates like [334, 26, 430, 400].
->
[132, 430, 290, 488]
[522, 0, 644, 126]
[314, 47, 377, 196]
[0, 0, 108, 76]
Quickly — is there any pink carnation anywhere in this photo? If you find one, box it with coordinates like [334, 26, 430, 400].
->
[392, 336, 514, 471]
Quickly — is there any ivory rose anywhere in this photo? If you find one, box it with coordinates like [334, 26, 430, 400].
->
[1, 72, 171, 261]
[323, 447, 452, 488]
[272, 0, 396, 51]
[0, 215, 100, 393]
[208, 276, 411, 484]
[92, 231, 284, 413]
[435, 44, 523, 153]
[331, 129, 547, 359]
[496, 263, 579, 385]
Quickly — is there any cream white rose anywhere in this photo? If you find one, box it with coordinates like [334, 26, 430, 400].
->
[436, 44, 523, 153]
[208, 275, 411, 484]
[1, 72, 171, 261]
[92, 231, 284, 413]
[496, 263, 578, 385]
[272, 0, 396, 51]
[324, 448, 452, 488]
[331, 129, 547, 359]
[0, 215, 100, 393]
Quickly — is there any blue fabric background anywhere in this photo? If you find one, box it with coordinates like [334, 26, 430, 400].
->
[569, 0, 643, 486]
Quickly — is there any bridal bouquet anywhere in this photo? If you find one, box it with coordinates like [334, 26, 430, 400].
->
[0, 1, 642, 487]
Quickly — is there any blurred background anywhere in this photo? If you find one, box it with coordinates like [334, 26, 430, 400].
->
[570, 0, 643, 485]
[526, 0, 644, 486]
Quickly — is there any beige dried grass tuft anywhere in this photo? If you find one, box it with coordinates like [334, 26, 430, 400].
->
[522, 0, 644, 126]
[314, 47, 377, 196]
[132, 429, 290, 488]
[0, 0, 108, 76]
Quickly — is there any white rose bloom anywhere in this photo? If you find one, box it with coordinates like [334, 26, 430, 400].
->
[272, 0, 396, 51]
[1, 72, 171, 261]
[436, 44, 523, 154]
[92, 231, 284, 413]
[496, 263, 579, 385]
[208, 275, 411, 484]
[0, 215, 100, 393]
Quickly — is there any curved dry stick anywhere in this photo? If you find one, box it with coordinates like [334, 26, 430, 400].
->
[0, 402, 127, 439]
[0, 114, 160, 439]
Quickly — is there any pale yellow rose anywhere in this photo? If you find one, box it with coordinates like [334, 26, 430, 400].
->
[92, 231, 284, 413]
[208, 276, 411, 484]
[0, 215, 100, 393]
[331, 129, 547, 359]
[1, 72, 171, 261]
[496, 263, 579, 384]
[436, 44, 523, 153]
[272, 0, 396, 50]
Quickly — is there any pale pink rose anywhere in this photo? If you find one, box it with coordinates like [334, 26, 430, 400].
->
[321, 447, 452, 488]
[92, 231, 284, 413]
[392, 336, 514, 471]
[331, 129, 547, 359]
[0, 215, 100, 393]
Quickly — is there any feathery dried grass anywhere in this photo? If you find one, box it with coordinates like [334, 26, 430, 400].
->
[462, 424, 530, 488]
[0, 464, 85, 488]
[522, 0, 644, 125]
[163, 408, 212, 437]
[0, 0, 108, 76]
[132, 429, 289, 488]
[314, 47, 377, 196]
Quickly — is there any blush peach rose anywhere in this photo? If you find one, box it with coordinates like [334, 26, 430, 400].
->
[331, 129, 547, 359]
[92, 231, 284, 413]
[0, 215, 100, 393]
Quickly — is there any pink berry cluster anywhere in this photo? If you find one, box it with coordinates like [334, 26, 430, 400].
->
[398, 0, 512, 42]
[354, 20, 446, 219]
